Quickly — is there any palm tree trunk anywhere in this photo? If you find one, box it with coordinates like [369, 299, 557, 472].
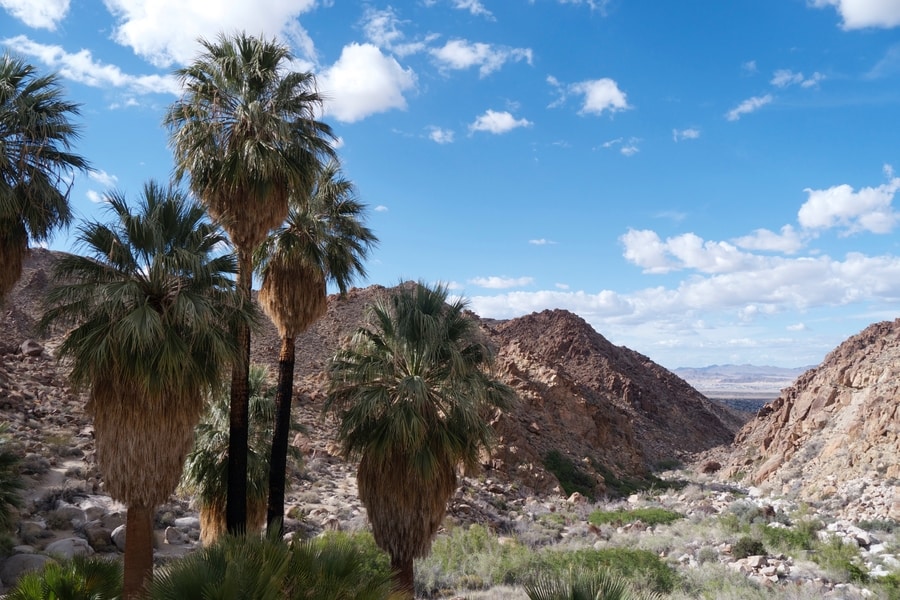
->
[391, 555, 415, 600]
[226, 248, 252, 534]
[122, 503, 154, 600]
[266, 334, 295, 536]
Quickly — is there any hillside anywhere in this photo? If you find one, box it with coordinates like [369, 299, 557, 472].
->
[717, 319, 900, 521]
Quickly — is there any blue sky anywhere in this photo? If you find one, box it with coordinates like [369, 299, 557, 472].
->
[3, 0, 900, 369]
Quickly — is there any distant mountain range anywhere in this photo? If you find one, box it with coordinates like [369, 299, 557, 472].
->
[673, 364, 814, 399]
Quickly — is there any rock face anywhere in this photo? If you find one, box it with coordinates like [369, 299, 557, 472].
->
[724, 319, 900, 517]
[484, 310, 741, 495]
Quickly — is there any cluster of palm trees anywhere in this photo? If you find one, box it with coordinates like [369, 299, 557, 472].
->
[2, 32, 513, 600]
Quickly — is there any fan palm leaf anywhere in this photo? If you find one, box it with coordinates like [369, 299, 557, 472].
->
[0, 53, 89, 300]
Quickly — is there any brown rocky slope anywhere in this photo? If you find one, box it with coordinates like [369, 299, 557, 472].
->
[718, 318, 900, 519]
[4, 249, 741, 500]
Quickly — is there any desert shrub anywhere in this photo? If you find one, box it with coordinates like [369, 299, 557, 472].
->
[0, 425, 24, 531]
[719, 501, 765, 534]
[731, 537, 766, 559]
[873, 572, 900, 600]
[147, 532, 393, 599]
[289, 532, 394, 599]
[521, 548, 679, 595]
[6, 555, 121, 600]
[523, 566, 662, 600]
[812, 536, 868, 584]
[858, 518, 899, 533]
[588, 508, 683, 528]
[416, 524, 534, 596]
[543, 450, 596, 500]
[761, 519, 821, 552]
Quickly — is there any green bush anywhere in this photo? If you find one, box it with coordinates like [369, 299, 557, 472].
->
[416, 524, 533, 595]
[6, 555, 121, 600]
[522, 548, 679, 595]
[524, 566, 662, 600]
[812, 536, 868, 584]
[873, 572, 900, 600]
[858, 518, 899, 533]
[731, 536, 766, 559]
[588, 508, 683, 528]
[0, 425, 24, 532]
[760, 520, 820, 552]
[543, 450, 596, 500]
[147, 532, 394, 599]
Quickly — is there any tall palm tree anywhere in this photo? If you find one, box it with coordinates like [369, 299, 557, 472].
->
[165, 32, 335, 533]
[181, 364, 300, 546]
[325, 282, 514, 598]
[0, 53, 89, 301]
[41, 182, 249, 599]
[255, 159, 377, 535]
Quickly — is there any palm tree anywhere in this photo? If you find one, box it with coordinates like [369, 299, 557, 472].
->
[6, 555, 122, 600]
[41, 182, 249, 599]
[165, 32, 335, 533]
[0, 53, 89, 301]
[255, 159, 377, 535]
[182, 364, 301, 545]
[324, 282, 514, 598]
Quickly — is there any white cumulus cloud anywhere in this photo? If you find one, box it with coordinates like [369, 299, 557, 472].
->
[431, 39, 532, 77]
[798, 173, 900, 234]
[469, 109, 532, 134]
[570, 78, 630, 115]
[102, 0, 318, 67]
[732, 225, 805, 254]
[319, 43, 417, 123]
[812, 0, 900, 29]
[1, 0, 69, 30]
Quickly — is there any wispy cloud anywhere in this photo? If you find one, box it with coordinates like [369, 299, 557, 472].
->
[725, 94, 773, 121]
[452, 0, 493, 19]
[469, 276, 534, 289]
[771, 69, 825, 88]
[673, 128, 700, 142]
[427, 126, 455, 144]
[2, 35, 180, 95]
[529, 238, 557, 245]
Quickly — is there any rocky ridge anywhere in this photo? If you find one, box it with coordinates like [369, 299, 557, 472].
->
[717, 319, 900, 522]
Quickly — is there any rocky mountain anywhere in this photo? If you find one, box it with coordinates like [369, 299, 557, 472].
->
[3, 249, 741, 500]
[718, 319, 900, 521]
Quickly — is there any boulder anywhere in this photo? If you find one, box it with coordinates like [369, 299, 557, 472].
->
[44, 537, 94, 559]
[0, 553, 55, 587]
